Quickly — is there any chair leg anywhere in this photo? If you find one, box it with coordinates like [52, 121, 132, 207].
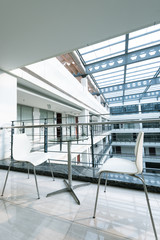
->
[135, 174, 158, 240]
[104, 172, 108, 192]
[93, 172, 102, 218]
[48, 159, 54, 181]
[1, 162, 12, 196]
[33, 166, 40, 199]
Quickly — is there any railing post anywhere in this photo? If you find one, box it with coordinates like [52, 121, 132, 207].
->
[77, 124, 79, 144]
[90, 118, 95, 168]
[82, 125, 84, 136]
[44, 118, 48, 153]
[60, 126, 62, 151]
[22, 122, 25, 133]
[11, 121, 14, 160]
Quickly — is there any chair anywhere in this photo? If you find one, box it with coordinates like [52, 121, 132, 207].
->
[1, 133, 54, 199]
[93, 132, 158, 240]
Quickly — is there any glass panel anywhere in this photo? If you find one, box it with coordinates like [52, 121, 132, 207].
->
[110, 105, 138, 115]
[17, 105, 33, 137]
[48, 111, 54, 137]
[94, 66, 124, 87]
[125, 87, 146, 95]
[129, 24, 160, 38]
[149, 84, 160, 91]
[104, 91, 123, 98]
[22, 106, 33, 136]
[126, 58, 160, 82]
[129, 24, 160, 52]
[40, 109, 54, 138]
[21, 106, 33, 121]
[79, 35, 125, 64]
[40, 109, 48, 123]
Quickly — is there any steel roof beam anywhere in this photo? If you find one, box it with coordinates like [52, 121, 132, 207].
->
[100, 76, 160, 94]
[84, 44, 160, 75]
[139, 66, 160, 101]
[106, 90, 160, 104]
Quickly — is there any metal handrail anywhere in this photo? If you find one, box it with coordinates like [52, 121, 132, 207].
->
[1, 118, 160, 130]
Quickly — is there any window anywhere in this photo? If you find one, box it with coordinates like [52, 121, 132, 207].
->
[112, 133, 116, 141]
[149, 147, 156, 156]
[141, 103, 160, 113]
[143, 122, 160, 128]
[146, 162, 160, 173]
[144, 134, 160, 143]
[110, 105, 138, 115]
[40, 109, 55, 137]
[113, 124, 119, 129]
[133, 133, 137, 141]
[116, 146, 121, 154]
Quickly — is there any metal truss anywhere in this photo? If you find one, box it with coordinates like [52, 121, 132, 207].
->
[84, 44, 160, 75]
[139, 66, 160, 101]
[106, 90, 160, 104]
[76, 28, 160, 105]
[100, 77, 160, 94]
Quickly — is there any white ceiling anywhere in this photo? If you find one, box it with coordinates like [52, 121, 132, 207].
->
[0, 0, 160, 71]
[17, 88, 81, 115]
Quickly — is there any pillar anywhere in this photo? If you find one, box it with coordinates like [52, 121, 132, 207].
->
[0, 73, 17, 159]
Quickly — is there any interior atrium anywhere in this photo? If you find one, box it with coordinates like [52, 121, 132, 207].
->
[0, 1, 160, 240]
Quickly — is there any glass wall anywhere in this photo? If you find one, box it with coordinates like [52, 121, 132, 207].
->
[141, 103, 160, 113]
[110, 102, 160, 115]
[40, 109, 55, 138]
[110, 105, 138, 115]
[17, 104, 33, 136]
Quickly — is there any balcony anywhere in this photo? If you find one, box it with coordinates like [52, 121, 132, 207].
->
[0, 117, 160, 239]
[0, 117, 160, 187]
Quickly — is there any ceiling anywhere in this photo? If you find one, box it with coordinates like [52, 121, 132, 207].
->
[0, 0, 160, 71]
[17, 87, 81, 115]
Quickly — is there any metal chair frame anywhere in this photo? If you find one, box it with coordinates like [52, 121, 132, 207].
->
[93, 132, 158, 240]
[1, 133, 54, 199]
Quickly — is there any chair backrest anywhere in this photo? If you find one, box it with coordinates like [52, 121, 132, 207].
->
[13, 133, 31, 160]
[135, 131, 144, 174]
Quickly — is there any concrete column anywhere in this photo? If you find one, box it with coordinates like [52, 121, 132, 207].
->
[98, 115, 102, 135]
[79, 109, 89, 124]
[81, 77, 88, 90]
[79, 109, 89, 164]
[0, 73, 17, 125]
[79, 109, 89, 136]
[97, 95, 101, 104]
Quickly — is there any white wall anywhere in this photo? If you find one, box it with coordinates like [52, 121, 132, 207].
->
[0, 73, 17, 159]
[12, 58, 108, 115]
[0, 73, 17, 125]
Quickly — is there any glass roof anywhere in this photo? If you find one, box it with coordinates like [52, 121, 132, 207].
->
[78, 23, 160, 105]
[79, 35, 125, 64]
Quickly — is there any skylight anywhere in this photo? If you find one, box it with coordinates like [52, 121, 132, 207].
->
[78, 24, 160, 105]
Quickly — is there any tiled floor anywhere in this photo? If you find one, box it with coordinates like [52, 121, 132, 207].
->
[0, 169, 159, 240]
